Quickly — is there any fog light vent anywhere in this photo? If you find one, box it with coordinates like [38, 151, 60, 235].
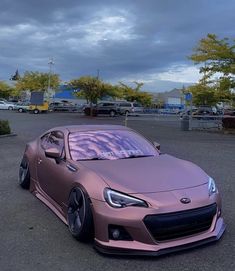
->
[108, 225, 133, 241]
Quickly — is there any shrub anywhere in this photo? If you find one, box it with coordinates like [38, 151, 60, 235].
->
[222, 117, 235, 129]
[0, 120, 11, 135]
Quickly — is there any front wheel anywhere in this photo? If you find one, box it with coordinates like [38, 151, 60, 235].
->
[67, 187, 94, 242]
[19, 157, 30, 189]
[8, 106, 13, 110]
[33, 109, 39, 114]
[18, 108, 23, 113]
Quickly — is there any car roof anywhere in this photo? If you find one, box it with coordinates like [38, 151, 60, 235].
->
[48, 125, 132, 133]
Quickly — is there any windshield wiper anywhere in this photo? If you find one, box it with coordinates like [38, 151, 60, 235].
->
[120, 155, 154, 159]
[77, 157, 107, 161]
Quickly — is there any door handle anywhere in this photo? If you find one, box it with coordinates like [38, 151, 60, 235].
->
[66, 164, 77, 172]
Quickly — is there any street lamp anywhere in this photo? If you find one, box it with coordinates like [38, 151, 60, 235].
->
[47, 58, 54, 98]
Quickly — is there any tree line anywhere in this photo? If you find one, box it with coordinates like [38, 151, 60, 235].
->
[0, 71, 153, 107]
[0, 33, 234, 107]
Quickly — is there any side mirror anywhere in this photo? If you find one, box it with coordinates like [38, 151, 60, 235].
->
[153, 141, 160, 150]
[45, 147, 61, 159]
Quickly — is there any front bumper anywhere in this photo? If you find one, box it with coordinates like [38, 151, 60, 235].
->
[94, 218, 225, 256]
[92, 198, 225, 256]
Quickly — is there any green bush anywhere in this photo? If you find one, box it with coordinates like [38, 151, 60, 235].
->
[0, 120, 11, 135]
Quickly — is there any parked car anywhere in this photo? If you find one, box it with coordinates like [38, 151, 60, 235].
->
[19, 125, 225, 255]
[193, 106, 217, 116]
[116, 101, 144, 115]
[179, 109, 198, 119]
[0, 100, 15, 110]
[223, 109, 235, 116]
[116, 101, 134, 115]
[132, 102, 144, 114]
[14, 102, 30, 112]
[84, 102, 120, 117]
[49, 102, 77, 112]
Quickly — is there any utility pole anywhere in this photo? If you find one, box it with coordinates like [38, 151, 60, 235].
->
[47, 58, 54, 98]
[97, 69, 100, 80]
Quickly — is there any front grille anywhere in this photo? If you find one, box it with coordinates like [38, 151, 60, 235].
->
[144, 203, 217, 242]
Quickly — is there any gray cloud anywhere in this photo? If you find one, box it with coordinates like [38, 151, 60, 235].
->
[0, 0, 234, 91]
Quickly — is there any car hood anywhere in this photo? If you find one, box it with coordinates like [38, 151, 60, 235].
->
[79, 154, 209, 194]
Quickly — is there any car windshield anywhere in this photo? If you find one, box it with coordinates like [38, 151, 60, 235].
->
[69, 130, 158, 161]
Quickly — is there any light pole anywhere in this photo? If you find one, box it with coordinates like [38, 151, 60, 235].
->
[47, 58, 54, 99]
[96, 69, 100, 80]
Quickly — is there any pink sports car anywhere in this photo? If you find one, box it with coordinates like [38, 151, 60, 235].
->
[19, 125, 225, 255]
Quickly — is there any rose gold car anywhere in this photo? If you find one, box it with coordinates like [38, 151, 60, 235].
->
[19, 125, 225, 255]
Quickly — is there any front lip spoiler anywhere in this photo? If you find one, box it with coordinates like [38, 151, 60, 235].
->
[94, 222, 226, 256]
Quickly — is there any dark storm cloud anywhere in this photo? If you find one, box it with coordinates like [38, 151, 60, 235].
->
[0, 0, 234, 91]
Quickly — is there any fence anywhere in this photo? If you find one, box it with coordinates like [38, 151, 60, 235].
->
[124, 112, 226, 131]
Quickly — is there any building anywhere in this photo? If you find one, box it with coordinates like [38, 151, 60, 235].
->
[151, 88, 185, 109]
[52, 84, 86, 105]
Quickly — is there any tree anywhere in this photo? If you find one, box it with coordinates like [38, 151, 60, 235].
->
[118, 82, 152, 106]
[70, 76, 115, 115]
[214, 77, 234, 102]
[190, 34, 235, 78]
[70, 76, 104, 103]
[10, 69, 20, 81]
[187, 83, 218, 106]
[16, 71, 60, 92]
[189, 34, 235, 105]
[0, 81, 14, 98]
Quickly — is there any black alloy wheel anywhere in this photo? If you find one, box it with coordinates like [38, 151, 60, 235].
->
[19, 157, 30, 189]
[67, 187, 93, 241]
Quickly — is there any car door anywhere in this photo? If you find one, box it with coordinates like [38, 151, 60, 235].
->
[97, 103, 105, 114]
[0, 101, 6, 109]
[36, 131, 70, 205]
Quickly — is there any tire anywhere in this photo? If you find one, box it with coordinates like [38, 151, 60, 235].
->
[18, 108, 23, 113]
[33, 109, 39, 114]
[109, 110, 116, 117]
[67, 187, 94, 242]
[8, 106, 13, 110]
[19, 157, 30, 189]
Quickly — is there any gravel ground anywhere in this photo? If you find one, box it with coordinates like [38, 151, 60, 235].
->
[0, 110, 234, 271]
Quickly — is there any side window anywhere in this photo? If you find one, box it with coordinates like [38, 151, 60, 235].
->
[41, 131, 65, 158]
[41, 133, 51, 150]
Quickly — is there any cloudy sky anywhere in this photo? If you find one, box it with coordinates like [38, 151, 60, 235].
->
[0, 0, 234, 91]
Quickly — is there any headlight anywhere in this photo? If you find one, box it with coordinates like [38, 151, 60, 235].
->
[208, 177, 217, 196]
[104, 188, 148, 208]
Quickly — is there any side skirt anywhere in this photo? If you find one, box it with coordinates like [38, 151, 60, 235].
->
[30, 177, 68, 225]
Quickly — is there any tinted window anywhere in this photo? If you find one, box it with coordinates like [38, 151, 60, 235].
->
[102, 103, 115, 106]
[69, 130, 158, 161]
[119, 103, 131, 107]
[41, 131, 65, 157]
